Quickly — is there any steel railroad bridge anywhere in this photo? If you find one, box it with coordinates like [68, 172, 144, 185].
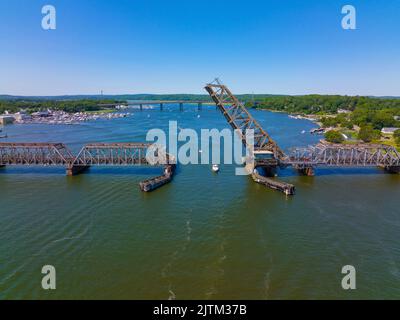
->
[1, 81, 399, 196]
[0, 142, 175, 192]
[205, 80, 400, 195]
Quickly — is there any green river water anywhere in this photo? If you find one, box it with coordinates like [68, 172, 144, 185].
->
[0, 105, 399, 299]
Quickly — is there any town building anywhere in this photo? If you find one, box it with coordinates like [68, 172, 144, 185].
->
[0, 115, 16, 125]
[381, 127, 399, 134]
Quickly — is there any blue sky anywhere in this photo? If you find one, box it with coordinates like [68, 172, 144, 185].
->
[0, 0, 399, 96]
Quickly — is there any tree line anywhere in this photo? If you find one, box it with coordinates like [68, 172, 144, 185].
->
[250, 95, 400, 130]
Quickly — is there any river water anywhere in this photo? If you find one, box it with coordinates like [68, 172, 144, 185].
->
[0, 105, 399, 299]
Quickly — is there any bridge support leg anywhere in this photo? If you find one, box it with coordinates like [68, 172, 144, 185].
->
[262, 166, 277, 177]
[160, 103, 163, 111]
[140, 104, 143, 111]
[384, 166, 400, 174]
[297, 166, 315, 176]
[66, 165, 90, 176]
[179, 103, 183, 112]
[198, 102, 202, 111]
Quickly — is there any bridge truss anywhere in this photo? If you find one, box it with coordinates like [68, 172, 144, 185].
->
[0, 143, 73, 166]
[287, 143, 400, 168]
[205, 79, 286, 160]
[72, 143, 173, 166]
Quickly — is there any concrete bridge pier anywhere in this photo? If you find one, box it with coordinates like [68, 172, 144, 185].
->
[384, 166, 400, 174]
[198, 102, 202, 111]
[140, 104, 143, 111]
[256, 165, 278, 177]
[160, 103, 163, 111]
[179, 103, 183, 112]
[66, 165, 90, 176]
[297, 166, 315, 176]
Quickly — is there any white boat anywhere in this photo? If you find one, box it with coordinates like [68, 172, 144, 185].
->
[212, 164, 219, 172]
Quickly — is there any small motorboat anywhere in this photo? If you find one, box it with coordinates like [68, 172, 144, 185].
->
[212, 164, 219, 172]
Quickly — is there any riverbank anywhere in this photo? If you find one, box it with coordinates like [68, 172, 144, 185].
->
[255, 107, 400, 150]
[13, 110, 131, 125]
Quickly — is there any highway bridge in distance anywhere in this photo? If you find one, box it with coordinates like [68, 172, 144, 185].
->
[100, 100, 215, 111]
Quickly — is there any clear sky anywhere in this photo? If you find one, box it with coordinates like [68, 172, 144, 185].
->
[0, 0, 399, 96]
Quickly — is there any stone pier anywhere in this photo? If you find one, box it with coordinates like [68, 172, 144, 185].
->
[66, 165, 90, 176]
[297, 166, 315, 176]
[384, 166, 400, 174]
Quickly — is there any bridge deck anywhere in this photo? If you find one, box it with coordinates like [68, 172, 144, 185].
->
[0, 142, 175, 192]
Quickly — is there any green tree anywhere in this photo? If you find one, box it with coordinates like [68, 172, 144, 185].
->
[358, 125, 380, 143]
[325, 130, 345, 143]
[394, 129, 400, 146]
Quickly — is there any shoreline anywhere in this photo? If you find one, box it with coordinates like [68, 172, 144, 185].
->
[254, 107, 323, 126]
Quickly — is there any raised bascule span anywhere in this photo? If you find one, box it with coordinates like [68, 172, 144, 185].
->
[205, 80, 400, 195]
[205, 79, 286, 161]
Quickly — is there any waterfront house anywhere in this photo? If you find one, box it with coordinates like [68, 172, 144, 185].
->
[0, 115, 16, 125]
[13, 112, 31, 122]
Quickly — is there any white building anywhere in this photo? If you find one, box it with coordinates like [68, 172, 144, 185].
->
[13, 112, 31, 122]
[0, 115, 16, 125]
[381, 127, 399, 134]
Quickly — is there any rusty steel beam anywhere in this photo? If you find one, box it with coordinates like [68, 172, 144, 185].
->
[0, 142, 174, 167]
[0, 142, 74, 166]
[204, 79, 287, 161]
[72, 143, 173, 166]
[286, 143, 400, 168]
